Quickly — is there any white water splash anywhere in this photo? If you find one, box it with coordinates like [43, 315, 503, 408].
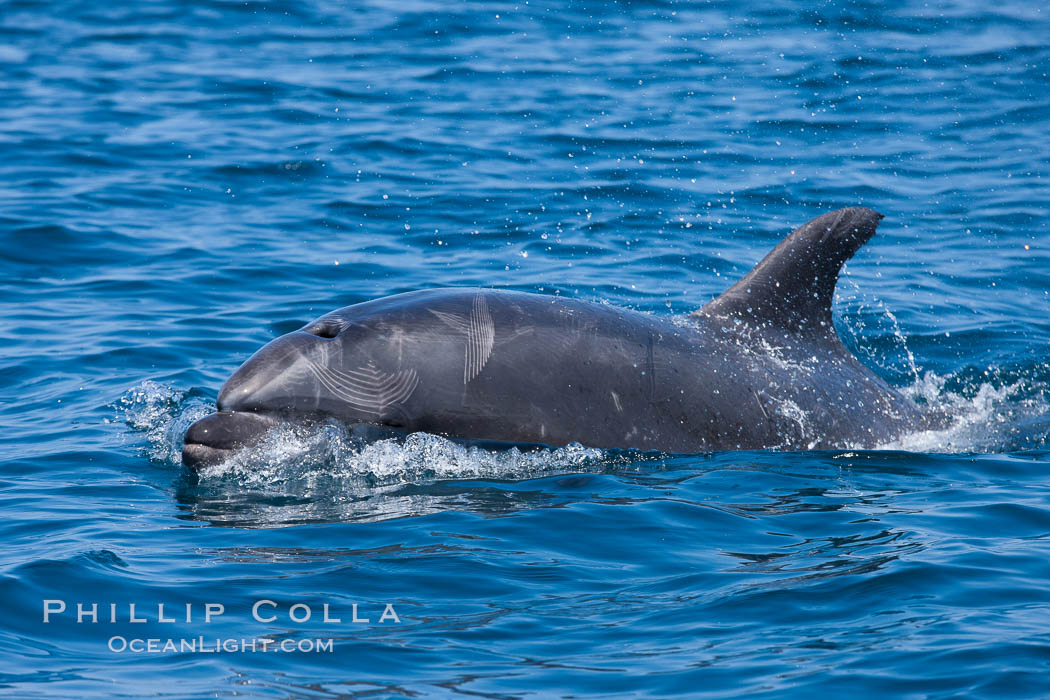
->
[878, 371, 1049, 452]
[203, 423, 605, 487]
[837, 276, 921, 384]
[117, 381, 605, 485]
[117, 380, 211, 463]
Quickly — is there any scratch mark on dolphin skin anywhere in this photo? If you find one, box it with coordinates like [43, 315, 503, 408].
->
[753, 388, 771, 421]
[646, 334, 656, 401]
[429, 309, 470, 332]
[429, 294, 495, 384]
[465, 293, 495, 383]
[611, 391, 623, 414]
[307, 359, 419, 415]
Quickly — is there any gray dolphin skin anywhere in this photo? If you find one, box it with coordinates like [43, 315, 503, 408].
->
[183, 207, 933, 469]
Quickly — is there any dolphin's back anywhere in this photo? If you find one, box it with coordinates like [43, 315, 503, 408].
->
[321, 282, 920, 451]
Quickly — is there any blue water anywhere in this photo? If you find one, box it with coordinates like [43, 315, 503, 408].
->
[3, 0, 1050, 696]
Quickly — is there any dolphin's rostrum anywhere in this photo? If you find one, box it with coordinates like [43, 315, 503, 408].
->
[182, 208, 936, 469]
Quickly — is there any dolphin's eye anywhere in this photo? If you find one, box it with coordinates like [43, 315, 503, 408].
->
[305, 320, 341, 338]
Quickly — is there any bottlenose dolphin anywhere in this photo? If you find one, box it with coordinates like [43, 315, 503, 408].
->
[183, 207, 931, 468]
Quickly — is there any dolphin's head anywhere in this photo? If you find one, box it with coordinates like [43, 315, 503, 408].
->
[182, 313, 421, 469]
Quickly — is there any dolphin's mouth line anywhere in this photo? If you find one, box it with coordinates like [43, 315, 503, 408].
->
[181, 441, 236, 470]
[181, 410, 281, 470]
[181, 410, 409, 470]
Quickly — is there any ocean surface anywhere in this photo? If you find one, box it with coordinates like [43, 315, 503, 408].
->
[3, 0, 1050, 697]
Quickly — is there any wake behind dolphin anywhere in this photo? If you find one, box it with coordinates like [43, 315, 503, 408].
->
[183, 208, 938, 469]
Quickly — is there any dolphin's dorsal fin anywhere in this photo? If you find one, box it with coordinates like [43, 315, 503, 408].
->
[696, 207, 883, 338]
